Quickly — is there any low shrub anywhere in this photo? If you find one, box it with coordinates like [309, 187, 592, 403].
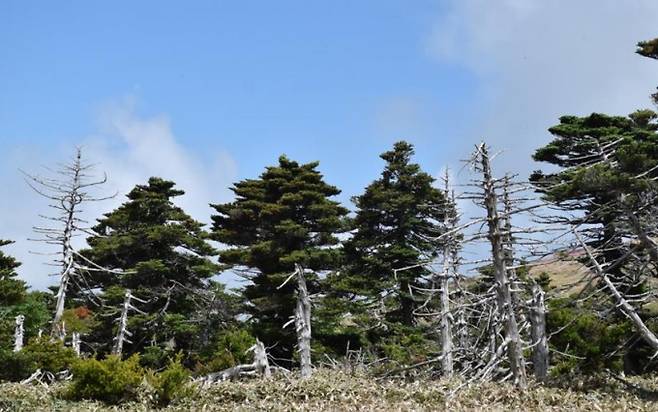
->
[197, 328, 255, 374]
[0, 337, 76, 382]
[67, 354, 144, 404]
[147, 353, 192, 406]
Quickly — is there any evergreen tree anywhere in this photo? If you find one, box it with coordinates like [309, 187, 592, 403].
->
[0, 240, 26, 307]
[83, 177, 219, 356]
[530, 110, 658, 267]
[637, 37, 658, 105]
[336, 141, 446, 333]
[211, 156, 348, 359]
[0, 241, 49, 352]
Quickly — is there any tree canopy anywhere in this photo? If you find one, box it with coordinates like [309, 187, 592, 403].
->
[211, 155, 348, 359]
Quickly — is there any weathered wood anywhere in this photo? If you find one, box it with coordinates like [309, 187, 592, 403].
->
[112, 289, 146, 356]
[14, 314, 25, 352]
[478, 144, 527, 388]
[294, 264, 312, 378]
[72, 332, 81, 357]
[439, 273, 453, 378]
[439, 170, 455, 378]
[529, 284, 548, 381]
[23, 148, 113, 338]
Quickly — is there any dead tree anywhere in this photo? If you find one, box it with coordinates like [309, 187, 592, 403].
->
[112, 289, 147, 356]
[14, 314, 25, 352]
[438, 170, 459, 378]
[294, 264, 312, 378]
[23, 148, 114, 337]
[529, 284, 548, 381]
[71, 332, 81, 357]
[281, 264, 312, 378]
[474, 143, 527, 388]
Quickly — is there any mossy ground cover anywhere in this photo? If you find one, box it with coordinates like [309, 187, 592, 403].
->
[2, 369, 658, 411]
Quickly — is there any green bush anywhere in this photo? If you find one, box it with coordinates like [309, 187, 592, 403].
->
[198, 328, 255, 373]
[147, 353, 192, 406]
[140, 345, 174, 370]
[23, 337, 77, 373]
[0, 337, 76, 382]
[548, 299, 631, 375]
[0, 349, 35, 382]
[67, 354, 144, 404]
[373, 323, 437, 367]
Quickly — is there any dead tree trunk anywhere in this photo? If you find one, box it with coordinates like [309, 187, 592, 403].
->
[51, 162, 80, 338]
[439, 272, 453, 378]
[14, 315, 25, 352]
[112, 289, 146, 356]
[439, 170, 456, 378]
[294, 264, 312, 378]
[529, 284, 548, 381]
[23, 148, 114, 338]
[478, 144, 527, 388]
[58, 322, 66, 342]
[253, 338, 272, 378]
[72, 332, 81, 357]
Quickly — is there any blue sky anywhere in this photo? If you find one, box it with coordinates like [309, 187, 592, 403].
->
[2, 1, 658, 289]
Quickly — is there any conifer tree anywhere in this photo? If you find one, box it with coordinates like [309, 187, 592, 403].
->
[637, 37, 658, 105]
[337, 141, 446, 331]
[83, 177, 219, 356]
[0, 241, 49, 353]
[211, 156, 348, 359]
[0, 240, 26, 307]
[530, 111, 658, 268]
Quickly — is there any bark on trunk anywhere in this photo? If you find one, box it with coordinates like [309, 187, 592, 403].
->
[294, 264, 312, 378]
[439, 273, 453, 378]
[72, 332, 81, 357]
[112, 290, 133, 356]
[530, 284, 548, 381]
[479, 144, 527, 388]
[14, 315, 24, 352]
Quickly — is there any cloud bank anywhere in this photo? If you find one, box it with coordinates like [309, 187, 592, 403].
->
[427, 0, 658, 174]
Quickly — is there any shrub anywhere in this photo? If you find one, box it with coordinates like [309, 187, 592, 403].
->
[548, 299, 631, 374]
[67, 354, 144, 404]
[0, 349, 35, 382]
[147, 353, 192, 406]
[374, 323, 437, 366]
[198, 328, 255, 373]
[22, 337, 77, 373]
[0, 338, 76, 382]
[140, 345, 174, 370]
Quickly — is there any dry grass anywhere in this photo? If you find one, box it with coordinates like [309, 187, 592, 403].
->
[2, 369, 658, 411]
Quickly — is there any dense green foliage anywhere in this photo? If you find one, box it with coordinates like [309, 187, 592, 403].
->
[329, 142, 446, 359]
[147, 354, 192, 406]
[211, 156, 348, 359]
[81, 178, 219, 356]
[68, 355, 144, 404]
[0, 337, 77, 381]
[197, 328, 256, 373]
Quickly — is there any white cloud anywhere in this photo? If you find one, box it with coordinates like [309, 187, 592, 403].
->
[427, 0, 658, 174]
[2, 97, 237, 290]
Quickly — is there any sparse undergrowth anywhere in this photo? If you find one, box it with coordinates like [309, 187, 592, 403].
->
[2, 369, 658, 411]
